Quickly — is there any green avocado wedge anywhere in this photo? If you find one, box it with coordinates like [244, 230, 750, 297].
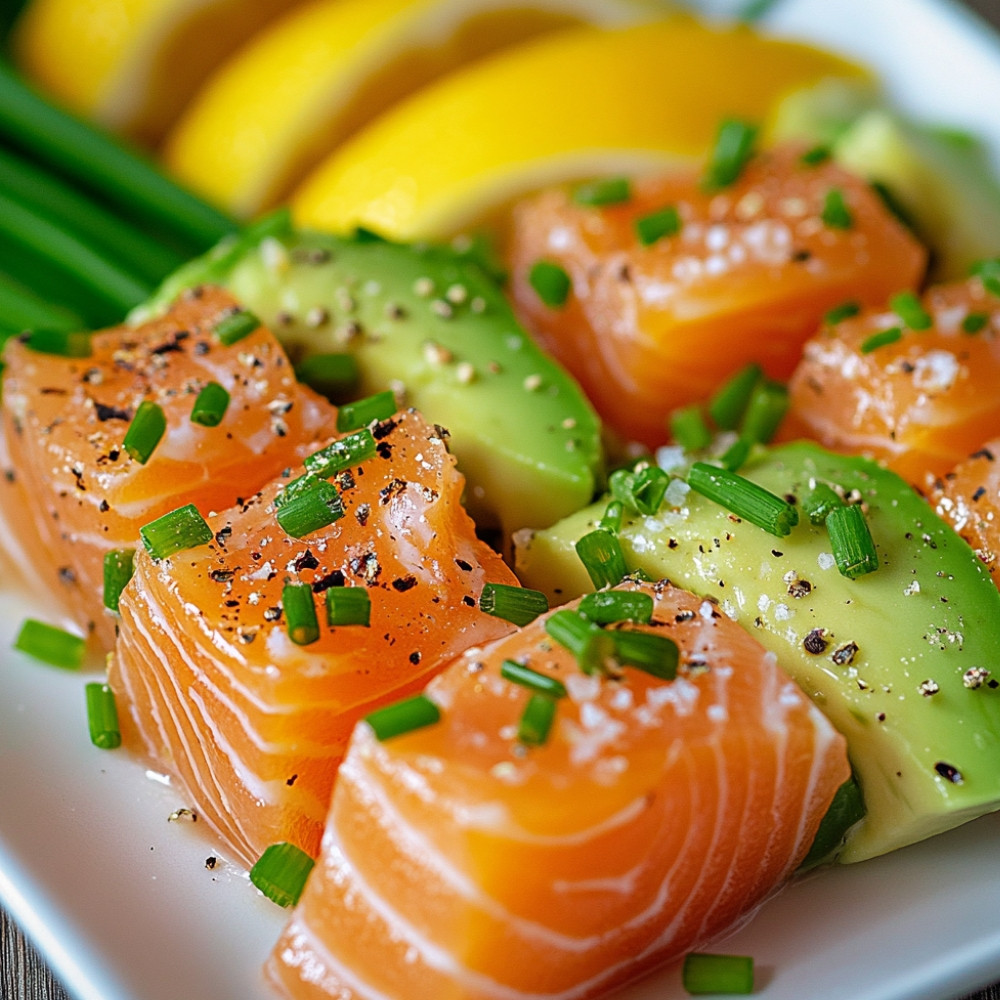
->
[136, 222, 603, 544]
[516, 442, 1000, 863]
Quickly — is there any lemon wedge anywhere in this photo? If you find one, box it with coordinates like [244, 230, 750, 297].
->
[163, 0, 664, 217]
[11, 0, 302, 146]
[292, 17, 868, 241]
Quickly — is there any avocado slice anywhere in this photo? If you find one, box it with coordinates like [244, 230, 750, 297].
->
[138, 225, 602, 542]
[515, 442, 1000, 863]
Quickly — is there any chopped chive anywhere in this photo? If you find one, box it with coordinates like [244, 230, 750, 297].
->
[102, 548, 136, 612]
[598, 500, 624, 533]
[635, 205, 681, 246]
[85, 682, 121, 749]
[670, 404, 713, 451]
[687, 462, 799, 537]
[14, 619, 85, 669]
[545, 609, 618, 676]
[294, 352, 360, 402]
[517, 693, 558, 746]
[528, 259, 571, 308]
[821, 187, 853, 229]
[249, 842, 315, 908]
[479, 583, 548, 626]
[122, 400, 166, 464]
[578, 590, 653, 625]
[24, 327, 92, 358]
[800, 144, 831, 166]
[609, 466, 670, 516]
[709, 364, 762, 430]
[275, 477, 344, 538]
[304, 429, 376, 477]
[870, 180, 916, 232]
[890, 290, 932, 330]
[825, 300, 861, 325]
[720, 436, 752, 472]
[283, 583, 320, 645]
[826, 503, 879, 579]
[325, 587, 371, 627]
[190, 381, 230, 427]
[962, 311, 989, 334]
[682, 953, 754, 994]
[860, 326, 902, 354]
[573, 177, 631, 207]
[213, 309, 260, 346]
[971, 258, 1000, 297]
[336, 390, 396, 432]
[501, 659, 567, 699]
[611, 630, 679, 680]
[801, 483, 843, 525]
[702, 119, 758, 191]
[365, 693, 440, 741]
[740, 379, 788, 444]
[575, 528, 628, 589]
[139, 503, 213, 559]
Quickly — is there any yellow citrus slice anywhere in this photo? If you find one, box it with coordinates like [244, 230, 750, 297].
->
[291, 17, 869, 241]
[11, 0, 304, 146]
[163, 0, 664, 217]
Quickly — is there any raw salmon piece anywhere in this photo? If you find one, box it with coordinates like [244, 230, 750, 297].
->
[267, 581, 848, 1000]
[108, 407, 518, 866]
[0, 286, 333, 649]
[505, 145, 925, 449]
[785, 276, 1000, 490]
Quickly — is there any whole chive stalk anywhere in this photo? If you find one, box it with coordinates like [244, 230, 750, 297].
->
[294, 352, 360, 402]
[122, 400, 167, 464]
[14, 619, 85, 670]
[860, 326, 902, 354]
[670, 404, 713, 452]
[275, 477, 344, 538]
[85, 682, 121, 749]
[140, 503, 213, 559]
[0, 271, 84, 334]
[687, 462, 799, 537]
[249, 842, 315, 909]
[682, 953, 754, 995]
[190, 381, 230, 427]
[501, 659, 568, 699]
[611, 630, 679, 680]
[708, 363, 762, 431]
[826, 503, 879, 578]
[102, 548, 136, 612]
[365, 694, 440, 741]
[213, 309, 260, 346]
[578, 589, 653, 625]
[801, 483, 843, 525]
[702, 119, 758, 190]
[336, 390, 396, 432]
[479, 583, 548, 626]
[304, 429, 376, 477]
[517, 693, 558, 746]
[528, 259, 571, 308]
[573, 177, 631, 207]
[825, 300, 861, 325]
[740, 379, 788, 445]
[325, 587, 371, 627]
[24, 327, 92, 358]
[890, 290, 932, 331]
[720, 436, 752, 472]
[821, 187, 853, 229]
[283, 583, 320, 645]
[635, 204, 681, 246]
[575, 528, 628, 589]
[598, 500, 624, 534]
[544, 609, 616, 676]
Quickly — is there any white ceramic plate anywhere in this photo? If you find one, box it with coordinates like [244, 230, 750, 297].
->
[4, 1, 1000, 998]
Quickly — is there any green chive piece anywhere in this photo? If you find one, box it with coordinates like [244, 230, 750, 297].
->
[824, 300, 861, 325]
[740, 379, 788, 445]
[294, 352, 360, 402]
[737, 0, 780, 22]
[599, 500, 624, 534]
[682, 953, 754, 995]
[578, 590, 653, 625]
[249, 842, 315, 908]
[275, 478, 344, 538]
[826, 503, 879, 579]
[821, 187, 853, 229]
[962, 311, 989, 334]
[575, 528, 628, 589]
[304, 429, 376, 477]
[687, 462, 799, 537]
[609, 466, 670, 516]
[335, 390, 396, 432]
[14, 619, 85, 669]
[365, 693, 440, 741]
[283, 583, 320, 645]
[325, 587, 371, 627]
[709, 364, 762, 430]
[573, 177, 631, 207]
[720, 436, 752, 472]
[544, 609, 616, 676]
[611, 630, 679, 680]
[801, 483, 843, 525]
[971, 258, 1000, 297]
[501, 659, 567, 699]
[479, 583, 549, 626]
[190, 381, 230, 427]
[702, 119, 758, 191]
[214, 309, 261, 346]
[860, 326, 902, 354]
[528, 259, 571, 308]
[517, 693, 558, 746]
[800, 144, 831, 166]
[635, 205, 681, 246]
[870, 180, 915, 232]
[122, 400, 166, 464]
[890, 290, 932, 330]
[139, 503, 213, 559]
[670, 404, 713, 451]
[102, 548, 136, 613]
[85, 682, 121, 749]
[24, 327, 92, 358]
